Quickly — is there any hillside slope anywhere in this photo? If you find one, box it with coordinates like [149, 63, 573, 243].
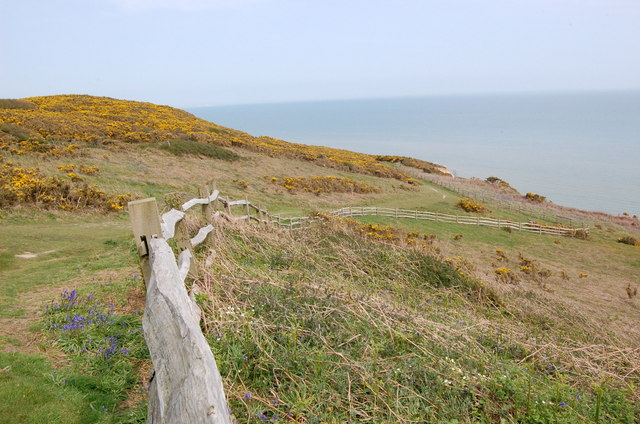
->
[0, 95, 638, 423]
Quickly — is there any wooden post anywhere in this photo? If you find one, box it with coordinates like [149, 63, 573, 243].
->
[200, 185, 212, 224]
[144, 238, 231, 424]
[128, 198, 162, 286]
[175, 220, 200, 280]
[244, 197, 250, 219]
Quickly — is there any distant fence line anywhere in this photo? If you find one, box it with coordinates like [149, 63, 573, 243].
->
[413, 172, 590, 228]
[327, 206, 589, 236]
[128, 182, 590, 422]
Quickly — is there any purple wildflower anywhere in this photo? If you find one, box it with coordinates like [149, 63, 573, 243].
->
[244, 392, 252, 400]
[559, 402, 568, 407]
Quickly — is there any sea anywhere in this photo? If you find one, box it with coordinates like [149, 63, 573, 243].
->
[188, 91, 640, 215]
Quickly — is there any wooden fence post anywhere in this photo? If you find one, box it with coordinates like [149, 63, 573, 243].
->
[175, 221, 200, 280]
[200, 184, 213, 224]
[144, 238, 231, 424]
[128, 198, 162, 286]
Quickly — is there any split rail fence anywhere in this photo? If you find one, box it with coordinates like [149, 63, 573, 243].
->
[129, 182, 589, 422]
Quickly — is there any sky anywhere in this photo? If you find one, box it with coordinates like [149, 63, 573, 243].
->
[1, 0, 639, 107]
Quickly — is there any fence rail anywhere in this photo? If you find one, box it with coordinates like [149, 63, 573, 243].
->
[129, 182, 589, 422]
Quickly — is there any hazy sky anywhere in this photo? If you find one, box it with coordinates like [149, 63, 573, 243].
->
[1, 0, 639, 107]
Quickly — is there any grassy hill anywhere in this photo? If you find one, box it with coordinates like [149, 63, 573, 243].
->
[0, 95, 638, 423]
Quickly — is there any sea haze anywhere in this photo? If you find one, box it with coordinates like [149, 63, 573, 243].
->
[189, 91, 640, 215]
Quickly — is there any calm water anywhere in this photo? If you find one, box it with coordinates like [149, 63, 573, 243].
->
[189, 92, 640, 214]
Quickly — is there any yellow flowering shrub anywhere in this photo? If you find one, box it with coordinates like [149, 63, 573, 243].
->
[456, 197, 488, 213]
[617, 236, 639, 247]
[525, 192, 546, 203]
[66, 172, 83, 182]
[272, 176, 380, 195]
[494, 267, 516, 283]
[78, 165, 99, 175]
[444, 256, 475, 277]
[57, 164, 76, 172]
[0, 161, 130, 212]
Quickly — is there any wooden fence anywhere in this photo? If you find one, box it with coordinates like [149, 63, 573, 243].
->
[327, 206, 589, 236]
[417, 173, 592, 228]
[128, 183, 589, 422]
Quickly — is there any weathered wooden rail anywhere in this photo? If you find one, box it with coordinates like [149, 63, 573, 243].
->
[128, 183, 589, 422]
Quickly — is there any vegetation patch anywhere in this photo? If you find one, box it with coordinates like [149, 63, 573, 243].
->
[0, 99, 36, 110]
[485, 176, 520, 194]
[456, 197, 489, 213]
[0, 161, 130, 211]
[618, 236, 639, 247]
[194, 222, 637, 423]
[375, 155, 449, 175]
[525, 192, 547, 203]
[271, 175, 380, 195]
[159, 138, 239, 161]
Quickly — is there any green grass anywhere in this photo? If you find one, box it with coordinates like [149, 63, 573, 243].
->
[159, 137, 240, 161]
[199, 223, 639, 423]
[0, 211, 133, 317]
[0, 278, 148, 424]
[0, 99, 36, 110]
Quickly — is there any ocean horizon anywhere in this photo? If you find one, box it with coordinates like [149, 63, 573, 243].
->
[189, 91, 640, 215]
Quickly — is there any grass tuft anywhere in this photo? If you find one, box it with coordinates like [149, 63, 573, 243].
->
[159, 138, 239, 161]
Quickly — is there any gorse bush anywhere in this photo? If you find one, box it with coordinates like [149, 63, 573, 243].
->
[617, 236, 639, 247]
[525, 192, 546, 203]
[485, 176, 520, 194]
[0, 161, 130, 211]
[272, 175, 380, 195]
[456, 197, 489, 213]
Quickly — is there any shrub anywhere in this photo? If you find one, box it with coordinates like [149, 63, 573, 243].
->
[495, 267, 516, 284]
[79, 165, 99, 175]
[525, 192, 546, 203]
[57, 164, 76, 172]
[233, 179, 249, 189]
[572, 229, 589, 240]
[0, 161, 130, 211]
[617, 236, 639, 247]
[456, 197, 488, 213]
[159, 138, 239, 161]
